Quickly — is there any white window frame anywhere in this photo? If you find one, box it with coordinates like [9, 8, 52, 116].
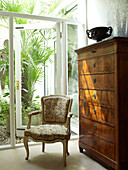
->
[0, 11, 80, 149]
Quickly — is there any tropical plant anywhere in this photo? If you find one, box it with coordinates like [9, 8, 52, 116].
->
[20, 28, 55, 107]
[0, 97, 10, 126]
[0, 0, 56, 105]
[22, 98, 41, 125]
[39, 0, 77, 19]
[0, 0, 77, 125]
[0, 41, 9, 90]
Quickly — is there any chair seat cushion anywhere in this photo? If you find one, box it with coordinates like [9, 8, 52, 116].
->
[24, 125, 69, 141]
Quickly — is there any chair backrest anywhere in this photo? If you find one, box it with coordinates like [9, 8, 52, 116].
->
[41, 95, 72, 124]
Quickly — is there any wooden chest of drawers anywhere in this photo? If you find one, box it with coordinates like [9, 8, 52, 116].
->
[75, 37, 128, 170]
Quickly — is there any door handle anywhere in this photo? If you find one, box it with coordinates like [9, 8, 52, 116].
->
[16, 80, 19, 90]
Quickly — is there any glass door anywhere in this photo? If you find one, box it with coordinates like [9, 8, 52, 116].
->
[14, 19, 58, 140]
[67, 23, 86, 134]
[0, 16, 11, 147]
[0, 12, 81, 148]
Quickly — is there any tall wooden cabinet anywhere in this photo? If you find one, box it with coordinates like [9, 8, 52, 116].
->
[75, 37, 128, 170]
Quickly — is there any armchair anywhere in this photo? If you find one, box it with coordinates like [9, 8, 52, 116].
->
[24, 95, 73, 166]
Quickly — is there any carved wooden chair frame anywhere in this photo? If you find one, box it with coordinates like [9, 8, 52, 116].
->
[24, 95, 73, 166]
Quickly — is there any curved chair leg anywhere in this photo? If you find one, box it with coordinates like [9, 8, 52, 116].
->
[42, 142, 45, 152]
[66, 140, 69, 156]
[24, 136, 29, 160]
[63, 140, 67, 167]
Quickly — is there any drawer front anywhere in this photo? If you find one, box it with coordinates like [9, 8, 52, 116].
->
[80, 101, 115, 125]
[79, 74, 115, 90]
[79, 89, 115, 108]
[79, 117, 115, 143]
[78, 42, 115, 60]
[78, 55, 115, 74]
[79, 130, 115, 160]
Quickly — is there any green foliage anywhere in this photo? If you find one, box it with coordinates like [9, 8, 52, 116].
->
[39, 0, 77, 19]
[0, 0, 77, 126]
[0, 0, 37, 14]
[0, 42, 9, 89]
[20, 28, 55, 104]
[0, 0, 25, 13]
[0, 0, 38, 24]
[0, 97, 10, 126]
[22, 98, 41, 124]
[0, 96, 40, 126]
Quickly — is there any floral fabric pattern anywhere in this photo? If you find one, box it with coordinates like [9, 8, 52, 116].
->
[43, 96, 70, 123]
[25, 125, 69, 141]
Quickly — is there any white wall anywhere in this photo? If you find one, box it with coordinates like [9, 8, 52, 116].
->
[87, 0, 107, 28]
[78, 0, 107, 45]
[87, 0, 107, 44]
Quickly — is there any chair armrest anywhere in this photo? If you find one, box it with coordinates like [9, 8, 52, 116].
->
[27, 110, 42, 129]
[28, 110, 42, 117]
[67, 113, 73, 136]
[68, 113, 73, 118]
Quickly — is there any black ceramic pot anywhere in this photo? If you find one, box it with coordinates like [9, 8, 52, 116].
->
[86, 26, 113, 42]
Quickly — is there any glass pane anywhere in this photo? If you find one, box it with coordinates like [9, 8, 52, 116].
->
[0, 16, 10, 146]
[14, 18, 56, 143]
[21, 29, 55, 126]
[67, 24, 79, 134]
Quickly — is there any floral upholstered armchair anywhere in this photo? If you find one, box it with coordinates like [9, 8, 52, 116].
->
[24, 95, 73, 166]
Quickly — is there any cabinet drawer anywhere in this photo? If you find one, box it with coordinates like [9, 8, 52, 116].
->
[79, 74, 115, 90]
[78, 55, 115, 74]
[78, 42, 115, 60]
[80, 101, 115, 125]
[79, 89, 115, 108]
[79, 130, 115, 160]
[79, 117, 115, 143]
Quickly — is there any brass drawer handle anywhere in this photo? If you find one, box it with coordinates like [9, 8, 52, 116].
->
[94, 109, 96, 114]
[93, 93, 96, 99]
[94, 140, 97, 145]
[93, 62, 96, 68]
[93, 78, 96, 83]
[91, 50, 96, 53]
[94, 124, 97, 130]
